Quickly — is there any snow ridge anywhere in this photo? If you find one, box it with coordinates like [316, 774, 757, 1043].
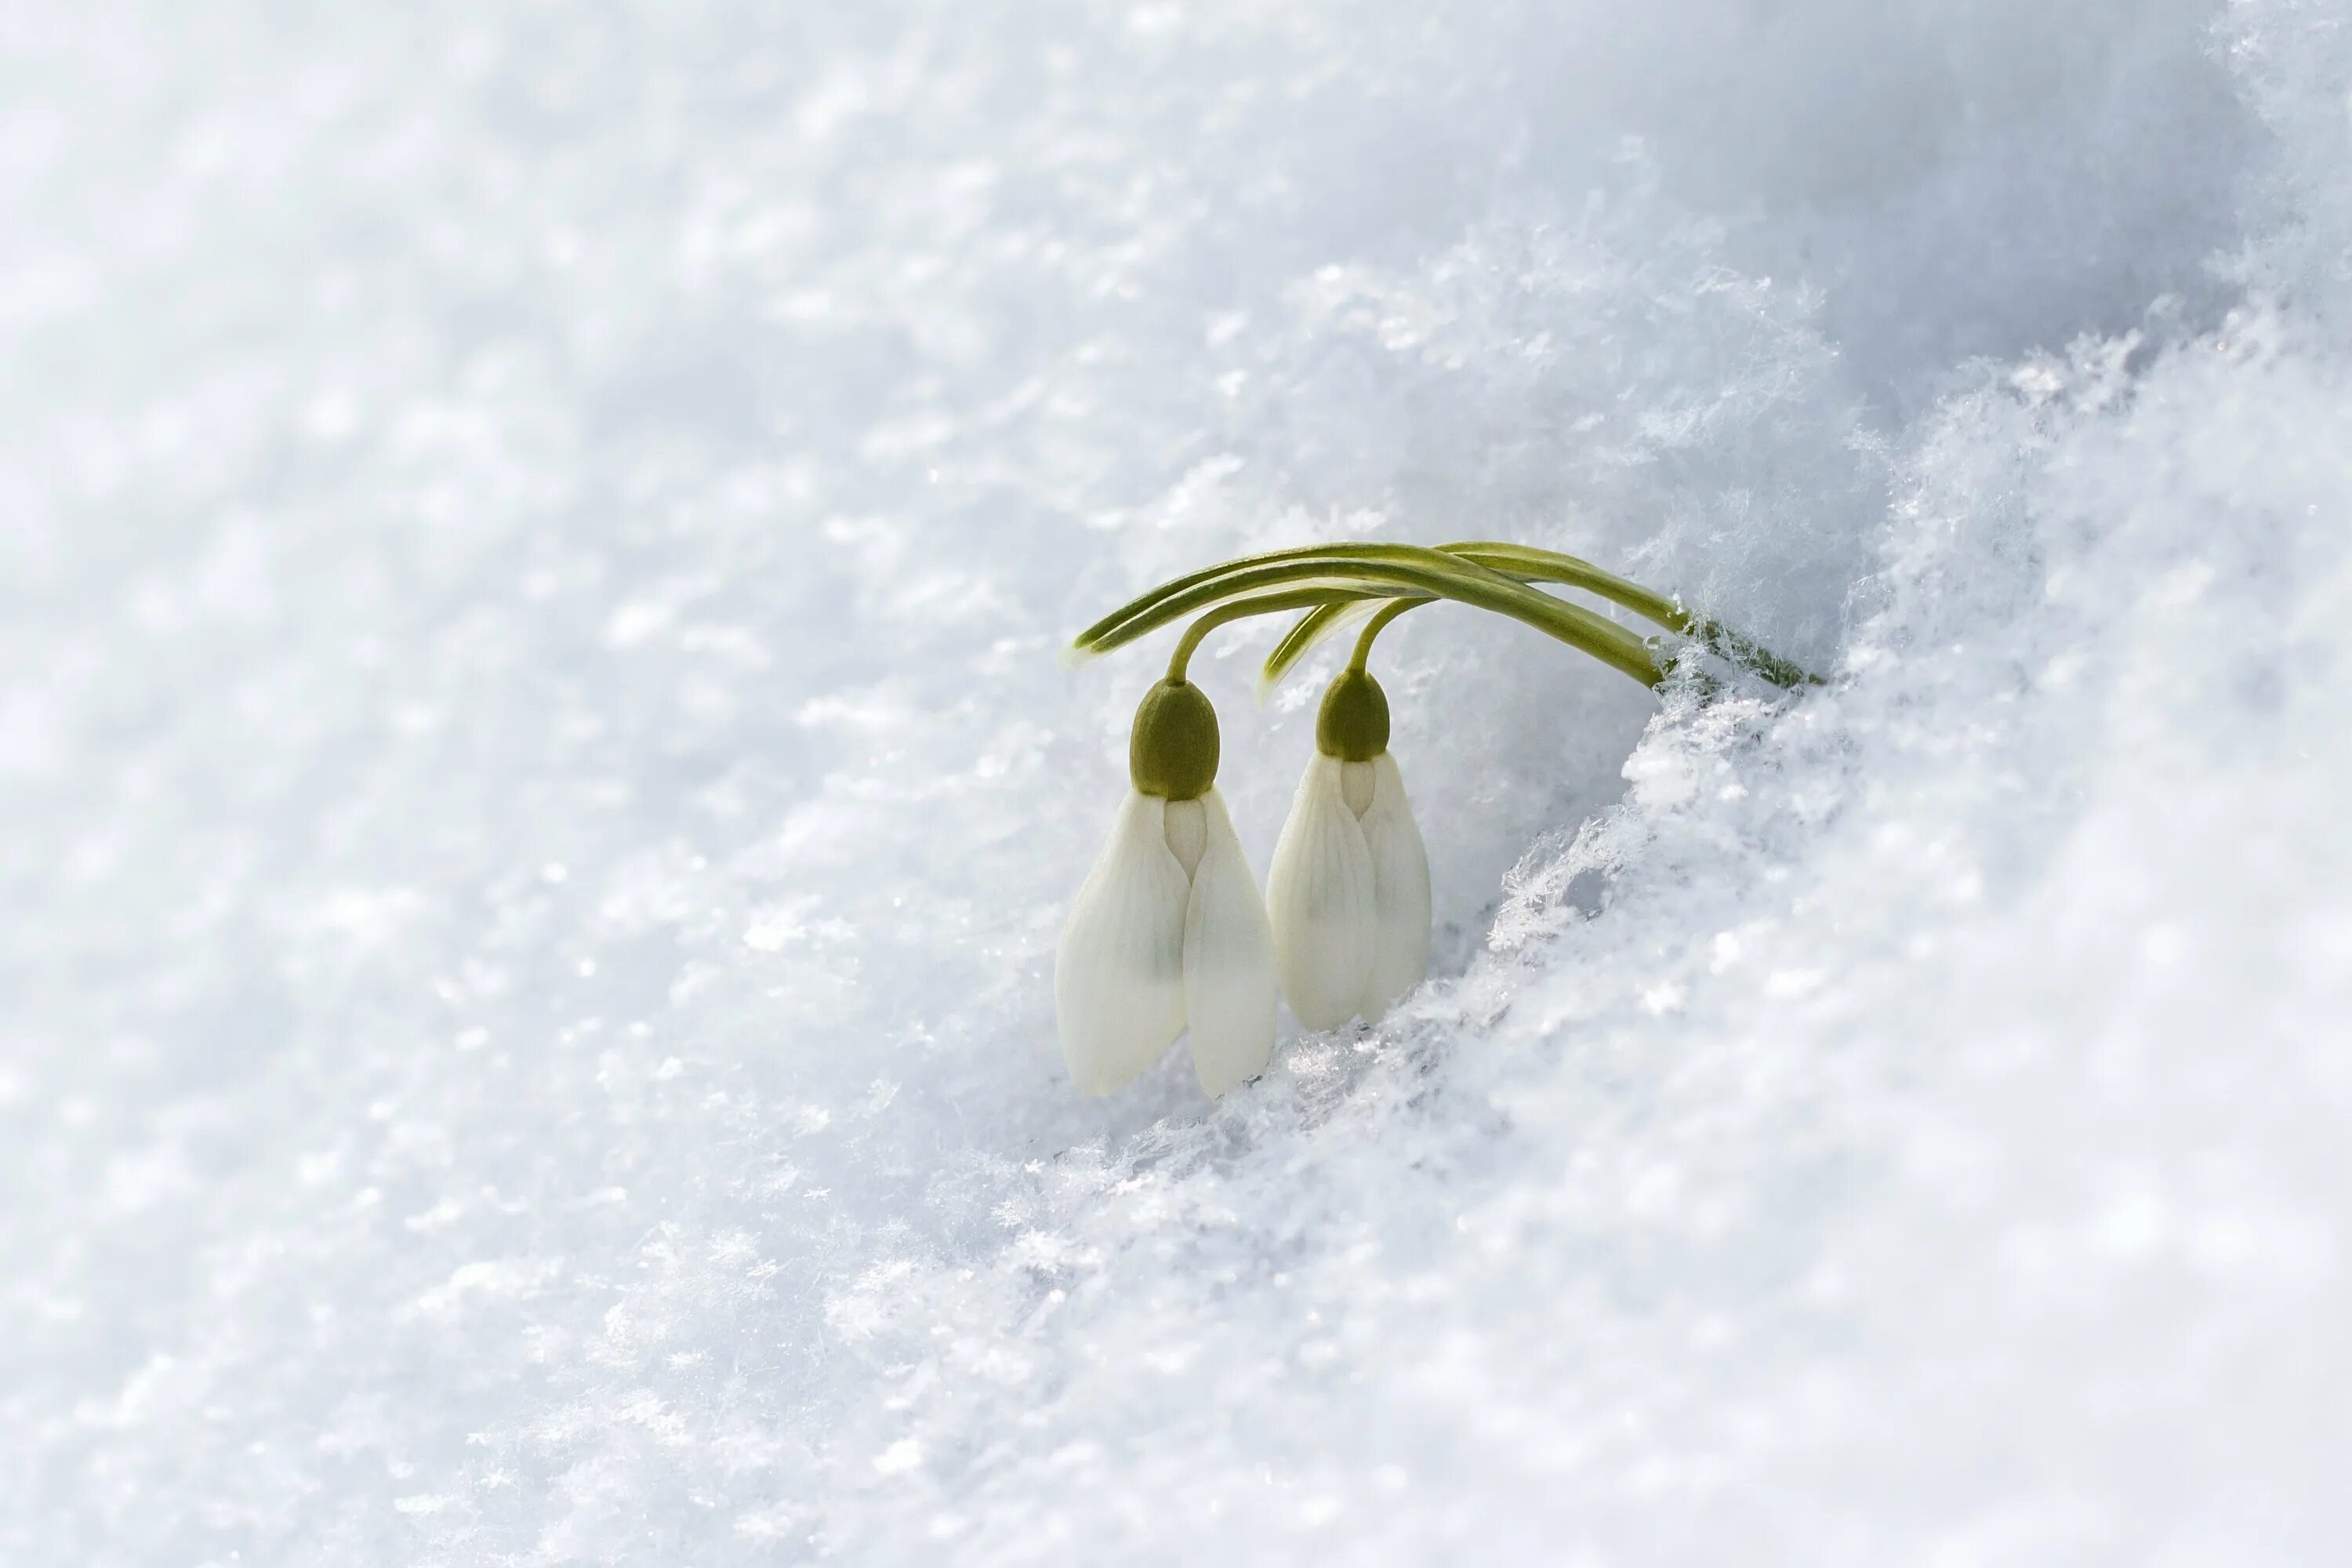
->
[2, 1, 2347, 1563]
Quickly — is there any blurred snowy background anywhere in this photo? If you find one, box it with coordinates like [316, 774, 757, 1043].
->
[4, 0, 2350, 1562]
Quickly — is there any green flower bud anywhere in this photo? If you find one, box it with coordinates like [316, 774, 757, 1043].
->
[1316, 668, 1390, 761]
[1129, 678, 1220, 800]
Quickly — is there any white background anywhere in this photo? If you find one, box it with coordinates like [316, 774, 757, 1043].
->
[3, 2, 2349, 1562]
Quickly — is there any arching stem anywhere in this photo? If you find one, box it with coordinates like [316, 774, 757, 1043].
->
[1082, 547, 1667, 688]
[1250, 543, 1824, 692]
[1164, 588, 1386, 684]
[1446, 541, 1822, 687]
[1347, 598, 1421, 674]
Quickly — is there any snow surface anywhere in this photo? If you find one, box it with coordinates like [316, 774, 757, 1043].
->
[4, 1, 2350, 1562]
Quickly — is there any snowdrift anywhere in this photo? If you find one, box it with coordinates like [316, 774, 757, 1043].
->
[2, 2, 2348, 1562]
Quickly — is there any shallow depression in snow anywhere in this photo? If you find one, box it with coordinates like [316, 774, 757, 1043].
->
[2, 1, 2350, 1563]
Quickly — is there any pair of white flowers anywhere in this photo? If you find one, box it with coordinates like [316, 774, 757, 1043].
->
[1055, 670, 1430, 1097]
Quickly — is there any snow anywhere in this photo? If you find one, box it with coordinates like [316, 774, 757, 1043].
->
[3, 0, 2350, 1562]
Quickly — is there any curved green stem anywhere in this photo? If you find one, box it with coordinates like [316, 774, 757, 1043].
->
[1445, 541, 1822, 687]
[1439, 542, 1686, 633]
[1076, 543, 1558, 655]
[1347, 598, 1421, 673]
[1253, 550, 1635, 691]
[1083, 547, 1666, 688]
[1076, 539, 1817, 696]
[1163, 587, 1387, 684]
[1253, 542, 1822, 691]
[1075, 544, 1400, 650]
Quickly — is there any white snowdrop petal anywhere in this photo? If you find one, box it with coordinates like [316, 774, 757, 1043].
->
[1180, 790, 1278, 1096]
[1359, 750, 1432, 1019]
[1054, 790, 1189, 1094]
[1162, 796, 1207, 877]
[1266, 753, 1377, 1031]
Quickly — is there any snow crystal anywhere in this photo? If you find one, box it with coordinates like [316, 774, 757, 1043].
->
[3, 1, 2348, 1563]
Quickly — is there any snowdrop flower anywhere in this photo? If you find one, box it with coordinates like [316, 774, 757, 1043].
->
[1266, 669, 1431, 1029]
[1056, 679, 1279, 1097]
[1062, 540, 1812, 1077]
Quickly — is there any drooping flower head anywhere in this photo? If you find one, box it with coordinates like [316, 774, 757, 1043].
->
[1266, 668, 1432, 1030]
[1055, 679, 1278, 1097]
